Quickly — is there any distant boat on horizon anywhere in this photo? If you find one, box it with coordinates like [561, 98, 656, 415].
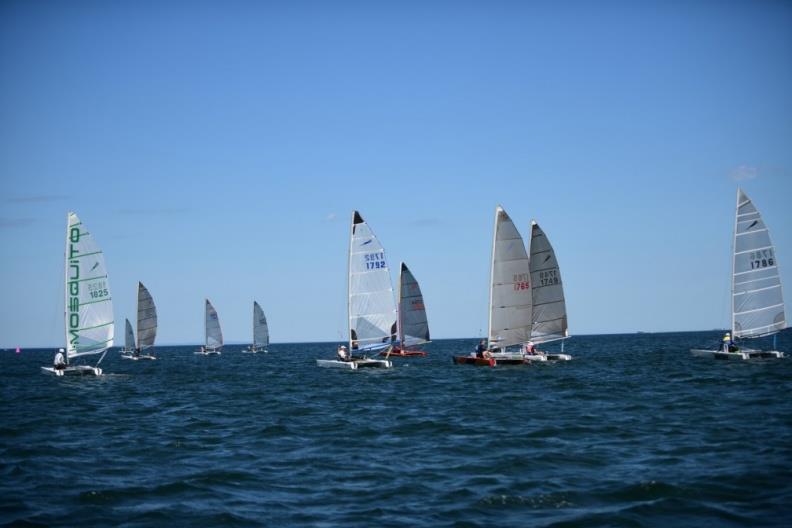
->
[196, 299, 223, 355]
[243, 301, 269, 353]
[121, 282, 158, 360]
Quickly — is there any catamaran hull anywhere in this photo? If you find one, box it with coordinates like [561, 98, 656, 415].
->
[452, 356, 529, 366]
[379, 348, 426, 357]
[120, 354, 156, 361]
[317, 359, 393, 370]
[524, 353, 573, 362]
[195, 350, 222, 356]
[41, 365, 102, 377]
[690, 349, 784, 360]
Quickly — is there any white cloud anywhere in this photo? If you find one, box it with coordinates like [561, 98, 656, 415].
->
[730, 165, 758, 181]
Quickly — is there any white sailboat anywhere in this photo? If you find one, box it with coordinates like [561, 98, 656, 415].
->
[385, 262, 430, 357]
[692, 189, 786, 360]
[121, 282, 157, 360]
[42, 212, 114, 376]
[243, 301, 269, 353]
[454, 205, 532, 366]
[196, 299, 223, 355]
[317, 210, 393, 369]
[524, 220, 572, 361]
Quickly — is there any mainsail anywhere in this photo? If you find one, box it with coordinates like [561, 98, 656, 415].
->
[732, 188, 786, 338]
[348, 211, 397, 351]
[253, 301, 269, 348]
[488, 206, 533, 349]
[136, 282, 157, 350]
[124, 318, 135, 351]
[205, 299, 223, 349]
[529, 221, 569, 343]
[64, 212, 114, 359]
[398, 262, 430, 347]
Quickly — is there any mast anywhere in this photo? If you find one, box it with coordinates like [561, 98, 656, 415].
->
[347, 211, 356, 350]
[486, 206, 500, 349]
[252, 301, 256, 349]
[397, 262, 404, 347]
[204, 299, 208, 349]
[731, 188, 739, 337]
[63, 212, 70, 365]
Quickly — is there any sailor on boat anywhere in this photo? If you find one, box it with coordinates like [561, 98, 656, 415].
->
[337, 345, 350, 362]
[53, 350, 66, 370]
[722, 333, 739, 353]
[475, 340, 488, 358]
[523, 341, 538, 355]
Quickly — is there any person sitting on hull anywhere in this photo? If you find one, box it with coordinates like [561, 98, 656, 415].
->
[53, 350, 66, 370]
[523, 341, 538, 355]
[133, 348, 140, 358]
[475, 339, 488, 358]
[722, 332, 739, 353]
[337, 345, 351, 362]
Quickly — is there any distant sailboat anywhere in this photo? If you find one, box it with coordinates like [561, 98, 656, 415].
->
[121, 282, 157, 360]
[524, 220, 572, 361]
[317, 211, 393, 369]
[196, 299, 223, 355]
[692, 189, 786, 359]
[384, 262, 430, 357]
[42, 212, 114, 376]
[454, 205, 532, 366]
[243, 301, 269, 353]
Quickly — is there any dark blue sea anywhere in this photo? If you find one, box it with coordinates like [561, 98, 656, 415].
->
[2, 331, 791, 527]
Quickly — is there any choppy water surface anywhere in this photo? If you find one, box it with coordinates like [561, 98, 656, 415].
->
[2, 331, 791, 527]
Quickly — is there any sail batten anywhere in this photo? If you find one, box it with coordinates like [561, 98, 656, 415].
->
[487, 206, 533, 349]
[63, 212, 114, 360]
[529, 220, 569, 344]
[731, 188, 786, 339]
[348, 211, 397, 352]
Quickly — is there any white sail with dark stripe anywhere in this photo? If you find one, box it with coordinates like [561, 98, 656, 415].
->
[529, 221, 568, 344]
[348, 211, 397, 352]
[398, 262, 430, 348]
[488, 206, 533, 349]
[253, 301, 269, 348]
[732, 189, 786, 338]
[205, 299, 223, 350]
[136, 282, 157, 350]
[64, 212, 114, 359]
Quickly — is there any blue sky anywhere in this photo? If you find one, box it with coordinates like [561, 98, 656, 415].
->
[1, 0, 791, 347]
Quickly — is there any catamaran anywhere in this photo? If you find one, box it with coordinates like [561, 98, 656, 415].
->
[196, 299, 223, 355]
[42, 212, 114, 376]
[692, 189, 786, 360]
[243, 301, 269, 353]
[317, 211, 393, 369]
[454, 205, 532, 366]
[524, 220, 572, 362]
[382, 262, 430, 357]
[121, 282, 157, 360]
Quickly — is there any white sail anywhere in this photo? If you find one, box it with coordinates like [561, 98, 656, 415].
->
[253, 301, 269, 347]
[488, 206, 533, 349]
[205, 299, 223, 349]
[732, 188, 786, 338]
[529, 221, 569, 343]
[124, 318, 135, 351]
[136, 282, 157, 350]
[64, 212, 114, 359]
[348, 211, 397, 352]
[398, 262, 430, 347]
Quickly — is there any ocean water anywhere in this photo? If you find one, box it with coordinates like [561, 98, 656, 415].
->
[2, 331, 791, 527]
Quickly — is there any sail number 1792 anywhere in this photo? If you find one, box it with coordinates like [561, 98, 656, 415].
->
[364, 252, 386, 270]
